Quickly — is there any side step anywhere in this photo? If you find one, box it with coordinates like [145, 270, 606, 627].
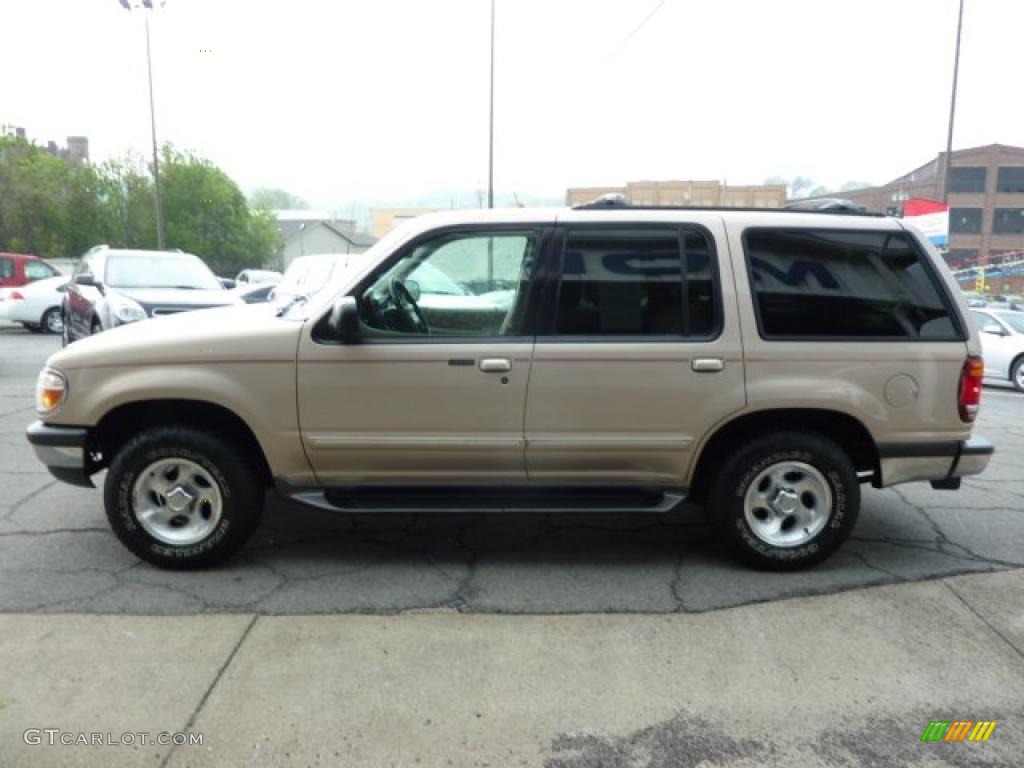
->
[284, 486, 687, 514]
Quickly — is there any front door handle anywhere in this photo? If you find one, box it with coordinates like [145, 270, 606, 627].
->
[692, 358, 725, 372]
[479, 358, 512, 373]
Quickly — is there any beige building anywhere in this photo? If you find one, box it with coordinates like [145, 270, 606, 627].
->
[801, 144, 1024, 272]
[566, 180, 787, 209]
[370, 208, 442, 239]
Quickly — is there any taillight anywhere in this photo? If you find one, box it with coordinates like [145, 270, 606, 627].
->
[958, 355, 984, 422]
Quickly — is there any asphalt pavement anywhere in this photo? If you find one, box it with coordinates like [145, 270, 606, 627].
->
[2, 321, 1023, 767]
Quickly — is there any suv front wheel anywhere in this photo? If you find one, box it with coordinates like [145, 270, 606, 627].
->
[709, 431, 859, 570]
[104, 426, 264, 569]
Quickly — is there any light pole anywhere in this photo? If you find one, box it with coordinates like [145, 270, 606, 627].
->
[487, 0, 495, 209]
[119, 0, 166, 249]
[942, 0, 965, 204]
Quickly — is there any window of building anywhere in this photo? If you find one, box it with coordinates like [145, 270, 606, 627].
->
[996, 167, 1024, 194]
[993, 209, 1024, 234]
[949, 208, 983, 234]
[553, 228, 717, 337]
[744, 229, 960, 340]
[949, 167, 987, 194]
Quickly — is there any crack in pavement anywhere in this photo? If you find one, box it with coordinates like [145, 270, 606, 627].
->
[946, 581, 1024, 663]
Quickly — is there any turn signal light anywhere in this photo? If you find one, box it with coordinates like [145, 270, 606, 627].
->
[958, 356, 984, 422]
[35, 368, 67, 414]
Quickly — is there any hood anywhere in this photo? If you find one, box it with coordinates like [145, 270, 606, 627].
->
[48, 303, 302, 371]
[113, 286, 241, 312]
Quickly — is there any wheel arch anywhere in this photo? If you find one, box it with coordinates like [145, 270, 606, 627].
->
[688, 408, 878, 501]
[94, 399, 272, 486]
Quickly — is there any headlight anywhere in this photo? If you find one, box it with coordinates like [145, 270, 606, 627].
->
[109, 294, 147, 325]
[36, 367, 68, 414]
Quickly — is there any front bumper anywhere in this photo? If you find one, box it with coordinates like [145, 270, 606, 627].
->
[877, 436, 994, 489]
[25, 421, 95, 488]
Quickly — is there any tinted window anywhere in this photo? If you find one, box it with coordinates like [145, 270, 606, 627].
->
[996, 167, 1024, 194]
[993, 208, 1024, 234]
[745, 229, 960, 340]
[24, 260, 55, 280]
[0, 258, 12, 280]
[949, 208, 983, 234]
[554, 228, 716, 337]
[949, 167, 987, 194]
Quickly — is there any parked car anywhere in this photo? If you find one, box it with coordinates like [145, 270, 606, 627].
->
[0, 275, 67, 333]
[235, 268, 282, 285]
[970, 308, 1024, 390]
[27, 206, 993, 571]
[61, 246, 242, 345]
[0, 252, 61, 288]
[270, 253, 358, 305]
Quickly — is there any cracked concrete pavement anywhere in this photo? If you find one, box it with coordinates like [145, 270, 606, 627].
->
[2, 323, 1023, 767]
[2, 324, 1022, 615]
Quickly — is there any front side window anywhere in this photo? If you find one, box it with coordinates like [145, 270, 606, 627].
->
[970, 311, 1002, 334]
[24, 260, 55, 281]
[358, 231, 536, 337]
[745, 229, 961, 340]
[553, 228, 717, 338]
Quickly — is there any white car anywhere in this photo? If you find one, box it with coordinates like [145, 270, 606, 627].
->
[270, 254, 360, 304]
[0, 275, 66, 334]
[970, 308, 1024, 391]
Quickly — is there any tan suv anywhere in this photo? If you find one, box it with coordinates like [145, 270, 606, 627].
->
[26, 205, 993, 570]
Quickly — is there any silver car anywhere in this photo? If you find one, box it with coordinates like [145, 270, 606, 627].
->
[971, 309, 1024, 390]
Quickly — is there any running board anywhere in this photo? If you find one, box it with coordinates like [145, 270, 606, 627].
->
[283, 486, 687, 514]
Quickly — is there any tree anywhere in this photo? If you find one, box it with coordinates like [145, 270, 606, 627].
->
[159, 145, 280, 274]
[248, 186, 308, 211]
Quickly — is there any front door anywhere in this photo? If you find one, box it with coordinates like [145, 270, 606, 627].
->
[524, 217, 747, 486]
[297, 226, 545, 485]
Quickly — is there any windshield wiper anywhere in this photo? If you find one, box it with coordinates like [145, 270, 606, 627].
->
[275, 294, 309, 316]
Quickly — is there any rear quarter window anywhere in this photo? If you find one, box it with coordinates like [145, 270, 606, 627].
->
[743, 228, 963, 341]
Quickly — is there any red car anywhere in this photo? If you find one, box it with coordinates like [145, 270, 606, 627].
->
[0, 252, 62, 288]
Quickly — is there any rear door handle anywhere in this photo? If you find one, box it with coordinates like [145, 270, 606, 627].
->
[692, 358, 725, 372]
[479, 358, 512, 373]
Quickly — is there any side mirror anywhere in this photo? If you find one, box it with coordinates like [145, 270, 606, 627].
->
[982, 326, 1007, 336]
[328, 296, 360, 338]
[74, 273, 103, 294]
[219, 277, 236, 289]
[56, 283, 69, 293]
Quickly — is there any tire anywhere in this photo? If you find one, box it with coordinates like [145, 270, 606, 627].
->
[708, 431, 859, 571]
[1012, 357, 1024, 393]
[41, 307, 62, 335]
[104, 426, 265, 569]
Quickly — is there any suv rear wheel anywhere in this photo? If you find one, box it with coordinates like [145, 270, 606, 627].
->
[708, 431, 859, 570]
[104, 426, 264, 569]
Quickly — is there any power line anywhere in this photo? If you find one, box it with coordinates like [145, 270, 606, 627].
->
[612, 0, 668, 57]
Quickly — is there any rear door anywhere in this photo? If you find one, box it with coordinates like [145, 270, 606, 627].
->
[523, 214, 746, 486]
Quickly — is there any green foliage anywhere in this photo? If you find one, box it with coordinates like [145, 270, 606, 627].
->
[248, 186, 308, 211]
[0, 135, 280, 274]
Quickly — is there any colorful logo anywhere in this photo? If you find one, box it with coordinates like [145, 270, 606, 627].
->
[920, 720, 997, 742]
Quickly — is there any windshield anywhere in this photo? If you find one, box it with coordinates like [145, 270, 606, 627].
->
[104, 254, 222, 290]
[996, 312, 1024, 334]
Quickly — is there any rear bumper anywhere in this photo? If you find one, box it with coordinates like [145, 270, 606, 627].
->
[25, 421, 95, 488]
[876, 436, 994, 489]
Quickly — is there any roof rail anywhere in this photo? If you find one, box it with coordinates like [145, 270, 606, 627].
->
[570, 200, 884, 217]
[782, 197, 867, 213]
[573, 192, 629, 209]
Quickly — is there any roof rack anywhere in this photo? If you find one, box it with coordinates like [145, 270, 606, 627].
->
[571, 195, 883, 217]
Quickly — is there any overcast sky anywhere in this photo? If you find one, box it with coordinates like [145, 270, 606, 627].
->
[3, 0, 1022, 209]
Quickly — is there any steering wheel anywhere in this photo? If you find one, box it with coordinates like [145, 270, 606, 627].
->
[387, 277, 429, 334]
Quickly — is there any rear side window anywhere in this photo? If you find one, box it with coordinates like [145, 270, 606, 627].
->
[553, 227, 718, 338]
[0, 258, 12, 280]
[744, 228, 962, 340]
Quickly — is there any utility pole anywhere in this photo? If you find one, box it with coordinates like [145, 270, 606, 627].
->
[942, 0, 965, 204]
[487, 0, 495, 209]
